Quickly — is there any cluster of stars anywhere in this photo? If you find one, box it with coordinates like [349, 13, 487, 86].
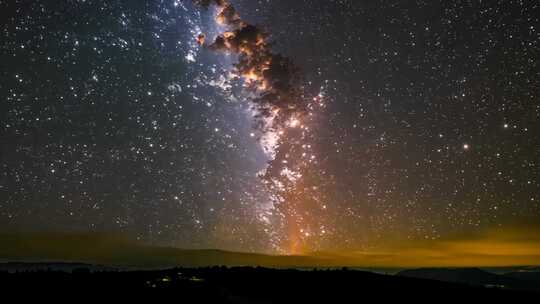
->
[0, 0, 538, 254]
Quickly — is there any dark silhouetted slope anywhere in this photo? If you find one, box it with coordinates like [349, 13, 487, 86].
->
[398, 268, 539, 292]
[0, 267, 536, 301]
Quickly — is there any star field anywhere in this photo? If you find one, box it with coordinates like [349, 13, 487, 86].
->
[0, 0, 539, 254]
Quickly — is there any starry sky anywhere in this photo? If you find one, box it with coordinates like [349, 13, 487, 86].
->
[1, 0, 539, 257]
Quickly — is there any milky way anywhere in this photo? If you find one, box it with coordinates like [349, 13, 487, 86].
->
[193, 0, 327, 252]
[1, 0, 539, 254]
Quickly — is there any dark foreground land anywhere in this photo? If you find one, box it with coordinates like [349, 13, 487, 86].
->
[1, 266, 538, 302]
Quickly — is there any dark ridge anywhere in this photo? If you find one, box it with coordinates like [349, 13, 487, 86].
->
[397, 268, 540, 292]
[0, 266, 536, 301]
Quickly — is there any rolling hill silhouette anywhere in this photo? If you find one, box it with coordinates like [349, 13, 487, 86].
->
[398, 268, 540, 291]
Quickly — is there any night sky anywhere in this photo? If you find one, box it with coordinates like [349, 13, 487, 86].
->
[1, 0, 539, 259]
